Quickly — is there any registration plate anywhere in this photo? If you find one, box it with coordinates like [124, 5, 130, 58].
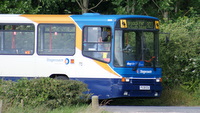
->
[139, 85, 150, 90]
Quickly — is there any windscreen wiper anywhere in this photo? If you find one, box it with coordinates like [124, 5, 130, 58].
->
[133, 56, 156, 71]
[132, 61, 140, 71]
[145, 56, 156, 71]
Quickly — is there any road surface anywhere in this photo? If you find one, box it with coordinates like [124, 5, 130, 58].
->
[102, 106, 200, 113]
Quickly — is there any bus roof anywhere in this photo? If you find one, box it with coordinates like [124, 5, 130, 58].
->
[0, 13, 159, 26]
[72, 13, 158, 20]
[71, 13, 159, 28]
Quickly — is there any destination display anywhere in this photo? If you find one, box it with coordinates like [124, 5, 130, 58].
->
[120, 19, 159, 30]
[127, 20, 154, 29]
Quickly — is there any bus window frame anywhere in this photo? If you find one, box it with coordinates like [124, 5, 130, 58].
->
[115, 18, 159, 31]
[82, 26, 112, 63]
[114, 18, 160, 68]
[0, 23, 35, 55]
[37, 23, 76, 56]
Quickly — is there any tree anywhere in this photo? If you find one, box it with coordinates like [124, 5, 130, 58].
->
[151, 0, 174, 20]
[111, 0, 150, 15]
[76, 0, 104, 13]
[0, 0, 199, 20]
[31, 0, 80, 14]
[0, 0, 80, 14]
[111, 0, 200, 20]
[0, 0, 39, 14]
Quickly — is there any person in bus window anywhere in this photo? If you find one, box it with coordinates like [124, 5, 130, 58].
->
[93, 37, 104, 59]
[94, 31, 111, 62]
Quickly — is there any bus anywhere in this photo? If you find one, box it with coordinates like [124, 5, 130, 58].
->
[0, 13, 162, 99]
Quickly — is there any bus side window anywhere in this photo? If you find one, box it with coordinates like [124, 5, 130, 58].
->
[0, 24, 34, 55]
[83, 26, 111, 62]
[37, 24, 75, 55]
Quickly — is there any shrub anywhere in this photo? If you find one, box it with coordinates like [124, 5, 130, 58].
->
[0, 78, 90, 109]
[160, 16, 200, 91]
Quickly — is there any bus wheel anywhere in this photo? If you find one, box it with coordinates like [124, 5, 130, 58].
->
[54, 75, 69, 80]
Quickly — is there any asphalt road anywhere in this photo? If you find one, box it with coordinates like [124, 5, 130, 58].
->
[102, 106, 200, 113]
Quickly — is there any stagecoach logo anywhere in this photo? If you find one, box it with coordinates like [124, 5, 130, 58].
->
[137, 69, 153, 74]
[64, 58, 70, 65]
[47, 58, 64, 62]
[126, 61, 144, 67]
[46, 58, 69, 65]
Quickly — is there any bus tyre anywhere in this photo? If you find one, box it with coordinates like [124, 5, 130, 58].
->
[54, 76, 69, 80]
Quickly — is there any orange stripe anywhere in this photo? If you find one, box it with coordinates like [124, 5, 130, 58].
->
[94, 60, 121, 77]
[20, 14, 82, 50]
[20, 14, 118, 77]
[75, 26, 82, 50]
[20, 15, 73, 23]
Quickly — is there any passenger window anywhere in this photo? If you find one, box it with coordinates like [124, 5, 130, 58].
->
[0, 24, 34, 55]
[37, 24, 75, 55]
[83, 26, 111, 62]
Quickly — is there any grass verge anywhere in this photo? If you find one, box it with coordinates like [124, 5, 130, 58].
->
[2, 104, 107, 113]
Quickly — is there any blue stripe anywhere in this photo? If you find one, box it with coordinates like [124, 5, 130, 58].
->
[110, 66, 162, 78]
[0, 77, 35, 81]
[70, 77, 162, 99]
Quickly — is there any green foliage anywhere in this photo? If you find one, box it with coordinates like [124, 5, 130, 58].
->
[160, 16, 200, 92]
[111, 0, 149, 15]
[0, 0, 79, 14]
[0, 0, 200, 19]
[0, 0, 40, 14]
[0, 78, 90, 109]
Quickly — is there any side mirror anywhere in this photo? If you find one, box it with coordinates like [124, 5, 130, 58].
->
[165, 35, 170, 43]
[160, 32, 170, 43]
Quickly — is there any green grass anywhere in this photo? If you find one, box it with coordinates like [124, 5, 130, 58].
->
[2, 104, 107, 113]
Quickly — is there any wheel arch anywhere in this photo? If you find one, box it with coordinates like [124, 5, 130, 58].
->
[49, 74, 69, 79]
